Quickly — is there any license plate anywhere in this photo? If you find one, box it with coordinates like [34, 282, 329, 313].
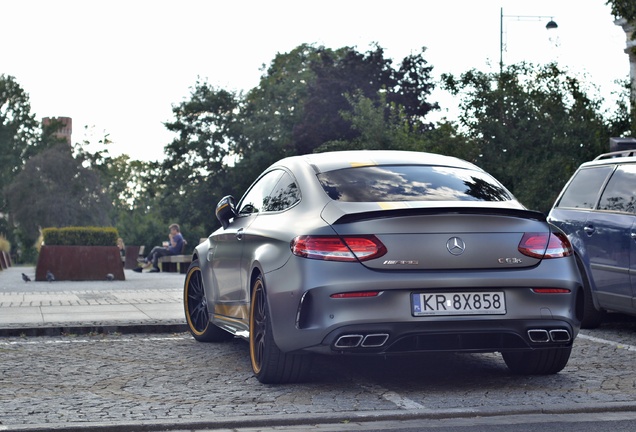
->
[412, 292, 506, 316]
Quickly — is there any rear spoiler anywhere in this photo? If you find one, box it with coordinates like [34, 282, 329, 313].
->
[322, 204, 546, 225]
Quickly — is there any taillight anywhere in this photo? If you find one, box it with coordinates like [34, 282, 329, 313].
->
[331, 291, 381, 298]
[532, 288, 571, 294]
[518, 232, 573, 259]
[290, 235, 387, 262]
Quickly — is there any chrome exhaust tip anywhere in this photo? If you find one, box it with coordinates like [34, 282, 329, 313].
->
[334, 334, 363, 348]
[527, 329, 550, 343]
[549, 329, 571, 342]
[361, 333, 389, 348]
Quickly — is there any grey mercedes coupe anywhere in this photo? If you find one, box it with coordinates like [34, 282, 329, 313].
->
[184, 150, 582, 383]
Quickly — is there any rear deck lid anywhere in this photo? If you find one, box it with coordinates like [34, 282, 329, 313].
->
[326, 208, 548, 270]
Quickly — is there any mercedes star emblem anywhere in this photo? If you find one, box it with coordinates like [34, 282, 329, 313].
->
[446, 237, 466, 256]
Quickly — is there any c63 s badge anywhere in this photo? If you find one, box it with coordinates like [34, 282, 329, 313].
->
[498, 258, 523, 264]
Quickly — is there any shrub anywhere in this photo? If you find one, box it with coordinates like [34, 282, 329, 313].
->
[42, 227, 119, 246]
[0, 235, 10, 252]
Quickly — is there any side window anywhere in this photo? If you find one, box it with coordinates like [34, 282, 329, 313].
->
[556, 166, 614, 209]
[238, 170, 284, 215]
[264, 172, 301, 212]
[598, 164, 636, 214]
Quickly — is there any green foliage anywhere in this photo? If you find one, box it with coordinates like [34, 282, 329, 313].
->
[441, 62, 630, 213]
[606, 0, 636, 22]
[291, 45, 437, 155]
[42, 226, 119, 246]
[317, 91, 480, 161]
[317, 91, 423, 152]
[5, 144, 113, 248]
[159, 44, 441, 237]
[0, 235, 10, 253]
[0, 75, 39, 242]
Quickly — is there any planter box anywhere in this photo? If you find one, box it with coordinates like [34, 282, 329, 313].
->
[0, 251, 10, 270]
[36, 246, 125, 281]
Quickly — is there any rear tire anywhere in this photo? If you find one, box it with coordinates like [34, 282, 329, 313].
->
[249, 274, 312, 383]
[502, 347, 571, 375]
[184, 260, 233, 342]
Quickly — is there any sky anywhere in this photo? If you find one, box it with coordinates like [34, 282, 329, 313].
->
[1, 0, 630, 162]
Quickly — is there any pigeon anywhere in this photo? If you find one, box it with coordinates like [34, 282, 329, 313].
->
[46, 270, 55, 282]
[21, 273, 31, 282]
[106, 273, 114, 281]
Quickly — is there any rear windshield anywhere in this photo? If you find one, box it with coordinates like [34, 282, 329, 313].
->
[317, 165, 513, 202]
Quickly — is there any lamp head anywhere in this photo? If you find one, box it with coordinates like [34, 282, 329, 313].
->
[546, 19, 558, 30]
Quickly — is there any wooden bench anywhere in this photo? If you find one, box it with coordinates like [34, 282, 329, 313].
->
[123, 245, 145, 269]
[158, 240, 190, 273]
[158, 238, 208, 273]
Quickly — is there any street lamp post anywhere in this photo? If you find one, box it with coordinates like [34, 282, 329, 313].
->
[499, 7, 558, 73]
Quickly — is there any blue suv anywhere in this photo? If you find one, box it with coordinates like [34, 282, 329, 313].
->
[548, 149, 636, 328]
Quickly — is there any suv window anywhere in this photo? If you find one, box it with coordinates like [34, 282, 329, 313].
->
[555, 166, 613, 209]
[598, 164, 636, 214]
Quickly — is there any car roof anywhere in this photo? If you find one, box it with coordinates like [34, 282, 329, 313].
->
[272, 150, 482, 174]
[578, 150, 636, 169]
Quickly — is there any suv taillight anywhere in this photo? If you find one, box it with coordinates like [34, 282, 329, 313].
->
[518, 232, 573, 259]
[290, 235, 387, 262]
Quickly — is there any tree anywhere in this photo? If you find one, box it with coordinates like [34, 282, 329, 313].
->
[441, 62, 630, 213]
[292, 45, 438, 155]
[80, 149, 167, 249]
[0, 75, 39, 239]
[235, 44, 318, 183]
[606, 0, 636, 135]
[606, 0, 636, 22]
[161, 80, 242, 237]
[159, 44, 442, 236]
[5, 144, 113, 260]
[317, 90, 480, 166]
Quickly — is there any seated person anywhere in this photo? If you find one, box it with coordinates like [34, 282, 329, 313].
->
[134, 224, 184, 273]
[117, 237, 126, 258]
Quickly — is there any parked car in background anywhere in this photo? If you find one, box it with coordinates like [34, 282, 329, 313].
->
[184, 150, 582, 383]
[548, 149, 636, 329]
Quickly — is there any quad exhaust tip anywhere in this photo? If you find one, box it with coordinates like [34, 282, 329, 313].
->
[527, 329, 571, 343]
[334, 333, 389, 349]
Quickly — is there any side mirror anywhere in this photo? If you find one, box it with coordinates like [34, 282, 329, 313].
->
[216, 195, 237, 229]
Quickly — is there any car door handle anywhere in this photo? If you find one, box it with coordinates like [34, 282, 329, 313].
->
[236, 228, 244, 241]
[583, 225, 595, 236]
[631, 232, 636, 240]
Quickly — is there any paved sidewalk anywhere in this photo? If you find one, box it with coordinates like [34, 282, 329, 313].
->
[0, 266, 187, 336]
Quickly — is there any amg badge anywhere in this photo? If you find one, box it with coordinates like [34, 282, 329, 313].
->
[383, 260, 419, 265]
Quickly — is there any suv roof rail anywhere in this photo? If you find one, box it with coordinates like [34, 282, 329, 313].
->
[594, 150, 636, 160]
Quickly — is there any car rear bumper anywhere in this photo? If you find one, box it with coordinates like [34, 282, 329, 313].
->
[311, 318, 576, 355]
[263, 256, 582, 353]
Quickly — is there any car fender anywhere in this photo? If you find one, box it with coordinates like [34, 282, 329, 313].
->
[568, 237, 602, 310]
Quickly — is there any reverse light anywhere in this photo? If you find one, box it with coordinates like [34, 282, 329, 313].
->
[518, 232, 573, 259]
[531, 288, 571, 294]
[290, 235, 387, 262]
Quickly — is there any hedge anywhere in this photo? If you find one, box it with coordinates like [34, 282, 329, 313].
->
[42, 227, 119, 247]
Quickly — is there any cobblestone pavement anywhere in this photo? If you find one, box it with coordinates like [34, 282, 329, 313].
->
[1, 314, 636, 430]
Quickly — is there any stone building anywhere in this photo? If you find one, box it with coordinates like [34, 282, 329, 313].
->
[42, 116, 72, 145]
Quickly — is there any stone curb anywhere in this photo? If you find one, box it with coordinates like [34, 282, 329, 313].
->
[0, 322, 188, 338]
[5, 401, 636, 432]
